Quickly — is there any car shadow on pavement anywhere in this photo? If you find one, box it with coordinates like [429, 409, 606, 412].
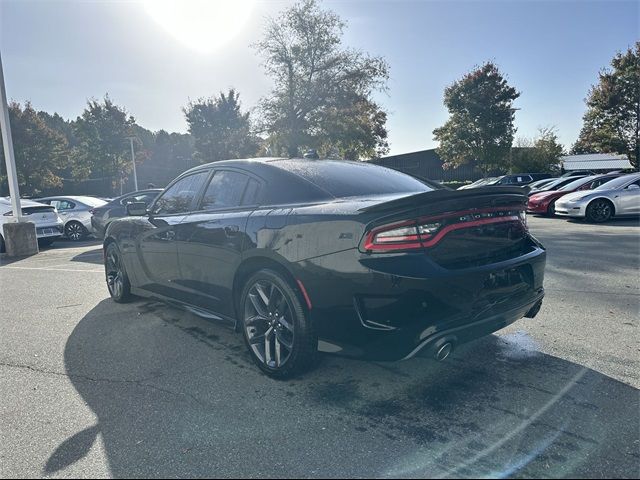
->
[70, 248, 104, 265]
[50, 299, 640, 478]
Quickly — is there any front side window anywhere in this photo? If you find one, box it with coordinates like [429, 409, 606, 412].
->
[153, 172, 209, 215]
[200, 170, 250, 210]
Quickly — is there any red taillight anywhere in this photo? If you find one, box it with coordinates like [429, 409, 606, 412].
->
[363, 208, 525, 253]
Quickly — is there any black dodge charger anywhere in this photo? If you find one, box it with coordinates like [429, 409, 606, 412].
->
[103, 158, 546, 378]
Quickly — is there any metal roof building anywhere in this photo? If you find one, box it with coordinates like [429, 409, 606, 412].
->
[561, 153, 633, 171]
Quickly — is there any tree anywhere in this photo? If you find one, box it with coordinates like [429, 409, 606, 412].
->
[0, 102, 70, 196]
[433, 62, 520, 174]
[255, 0, 389, 159]
[184, 89, 258, 164]
[73, 96, 137, 194]
[572, 43, 640, 168]
[511, 127, 564, 174]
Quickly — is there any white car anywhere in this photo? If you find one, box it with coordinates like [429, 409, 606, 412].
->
[0, 198, 64, 252]
[36, 196, 107, 241]
[555, 173, 640, 223]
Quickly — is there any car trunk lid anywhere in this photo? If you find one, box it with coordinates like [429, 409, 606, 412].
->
[359, 187, 532, 268]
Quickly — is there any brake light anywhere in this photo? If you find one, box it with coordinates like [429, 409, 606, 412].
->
[363, 208, 525, 253]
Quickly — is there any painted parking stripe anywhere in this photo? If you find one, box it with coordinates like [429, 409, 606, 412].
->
[0, 266, 103, 273]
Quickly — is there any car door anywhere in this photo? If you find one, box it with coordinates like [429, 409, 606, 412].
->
[136, 171, 210, 297]
[56, 199, 76, 225]
[616, 179, 640, 215]
[175, 169, 263, 316]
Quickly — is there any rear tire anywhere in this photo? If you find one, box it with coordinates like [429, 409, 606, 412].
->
[586, 199, 613, 223]
[65, 221, 88, 241]
[240, 269, 318, 379]
[105, 243, 132, 303]
[0, 234, 5, 253]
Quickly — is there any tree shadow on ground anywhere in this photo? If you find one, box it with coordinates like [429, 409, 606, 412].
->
[51, 299, 639, 478]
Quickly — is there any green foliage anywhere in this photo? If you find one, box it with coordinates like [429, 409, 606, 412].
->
[184, 89, 258, 163]
[433, 62, 520, 174]
[0, 102, 70, 196]
[511, 127, 564, 174]
[572, 42, 640, 168]
[255, 0, 389, 159]
[72, 96, 137, 193]
[138, 130, 195, 186]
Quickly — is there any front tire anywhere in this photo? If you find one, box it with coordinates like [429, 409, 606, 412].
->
[586, 199, 613, 223]
[547, 200, 556, 216]
[105, 243, 132, 303]
[65, 221, 88, 241]
[240, 269, 318, 379]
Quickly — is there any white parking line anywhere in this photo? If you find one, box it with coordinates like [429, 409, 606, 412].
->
[0, 266, 103, 273]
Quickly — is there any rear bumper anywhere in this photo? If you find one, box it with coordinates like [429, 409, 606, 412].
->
[300, 240, 547, 361]
[401, 292, 544, 360]
[36, 224, 64, 239]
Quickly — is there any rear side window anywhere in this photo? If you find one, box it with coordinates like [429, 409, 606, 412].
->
[153, 172, 209, 215]
[275, 160, 434, 198]
[200, 170, 249, 210]
[242, 178, 261, 205]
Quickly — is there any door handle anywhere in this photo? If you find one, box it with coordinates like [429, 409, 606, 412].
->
[224, 225, 240, 236]
[163, 230, 176, 241]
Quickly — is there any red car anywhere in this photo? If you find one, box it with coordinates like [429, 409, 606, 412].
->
[527, 174, 622, 215]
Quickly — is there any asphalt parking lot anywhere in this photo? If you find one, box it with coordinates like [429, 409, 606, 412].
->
[1, 216, 639, 478]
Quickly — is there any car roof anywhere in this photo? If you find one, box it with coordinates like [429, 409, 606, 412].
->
[0, 197, 51, 208]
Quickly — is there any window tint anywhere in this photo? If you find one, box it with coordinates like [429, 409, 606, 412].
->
[58, 200, 76, 211]
[274, 160, 435, 198]
[595, 175, 640, 190]
[200, 170, 249, 210]
[122, 192, 159, 206]
[153, 172, 209, 214]
[242, 178, 261, 205]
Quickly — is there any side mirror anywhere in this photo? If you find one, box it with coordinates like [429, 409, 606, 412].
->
[126, 202, 148, 216]
[626, 184, 640, 190]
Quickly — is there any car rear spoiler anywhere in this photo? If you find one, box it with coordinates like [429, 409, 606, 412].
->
[358, 186, 529, 213]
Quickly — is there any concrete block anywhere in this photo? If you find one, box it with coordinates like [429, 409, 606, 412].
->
[3, 221, 39, 257]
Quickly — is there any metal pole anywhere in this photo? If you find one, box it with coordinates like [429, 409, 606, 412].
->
[127, 137, 138, 191]
[0, 51, 22, 222]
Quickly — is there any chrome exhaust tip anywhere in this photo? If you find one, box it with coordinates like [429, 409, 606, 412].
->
[435, 342, 453, 361]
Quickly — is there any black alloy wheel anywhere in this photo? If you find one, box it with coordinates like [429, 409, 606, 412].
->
[241, 269, 318, 378]
[65, 221, 87, 241]
[586, 199, 613, 223]
[105, 243, 132, 302]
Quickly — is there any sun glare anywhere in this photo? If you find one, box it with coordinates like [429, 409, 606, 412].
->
[144, 0, 256, 54]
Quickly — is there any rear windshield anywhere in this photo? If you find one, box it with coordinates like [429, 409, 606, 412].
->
[275, 160, 436, 198]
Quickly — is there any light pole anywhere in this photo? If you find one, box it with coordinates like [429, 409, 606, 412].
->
[126, 136, 139, 191]
[0, 50, 38, 256]
[0, 51, 22, 221]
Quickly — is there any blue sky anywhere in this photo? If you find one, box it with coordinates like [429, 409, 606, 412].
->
[1, 0, 638, 156]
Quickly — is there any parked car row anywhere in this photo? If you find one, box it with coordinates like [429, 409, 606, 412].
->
[527, 173, 640, 222]
[456, 171, 639, 223]
[0, 189, 163, 252]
